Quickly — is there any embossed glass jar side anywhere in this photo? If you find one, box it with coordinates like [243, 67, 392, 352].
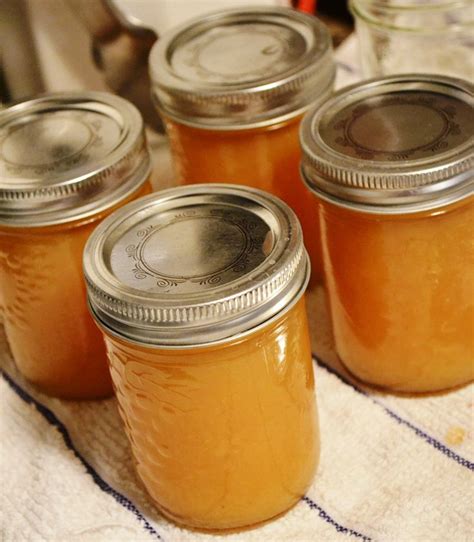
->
[84, 184, 319, 529]
[0, 187, 151, 398]
[102, 297, 319, 530]
[150, 7, 335, 284]
[0, 217, 113, 398]
[0, 92, 152, 399]
[301, 75, 474, 392]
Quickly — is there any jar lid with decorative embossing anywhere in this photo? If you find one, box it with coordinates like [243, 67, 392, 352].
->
[300, 74, 474, 214]
[83, 184, 309, 347]
[149, 7, 335, 130]
[0, 92, 151, 227]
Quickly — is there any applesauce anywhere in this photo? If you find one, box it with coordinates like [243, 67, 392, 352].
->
[149, 7, 335, 282]
[84, 184, 319, 529]
[301, 75, 474, 392]
[0, 92, 152, 399]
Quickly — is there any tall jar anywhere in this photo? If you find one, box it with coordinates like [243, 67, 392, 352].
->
[84, 184, 319, 530]
[0, 92, 152, 399]
[301, 75, 474, 393]
[350, 0, 474, 79]
[149, 7, 335, 283]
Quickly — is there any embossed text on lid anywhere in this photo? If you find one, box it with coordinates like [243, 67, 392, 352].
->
[0, 92, 151, 227]
[300, 75, 474, 213]
[150, 7, 335, 129]
[84, 184, 309, 347]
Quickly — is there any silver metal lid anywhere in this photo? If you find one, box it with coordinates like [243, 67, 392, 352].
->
[0, 92, 151, 227]
[149, 7, 335, 129]
[301, 75, 474, 214]
[84, 184, 309, 347]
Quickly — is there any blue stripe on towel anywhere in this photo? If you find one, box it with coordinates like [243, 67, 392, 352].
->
[313, 357, 474, 471]
[1, 370, 164, 542]
[2, 369, 373, 540]
[302, 496, 372, 541]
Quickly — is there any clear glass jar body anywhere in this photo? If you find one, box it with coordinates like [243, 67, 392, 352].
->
[351, 0, 474, 79]
[0, 181, 152, 399]
[102, 297, 319, 530]
[165, 116, 324, 283]
[320, 196, 474, 392]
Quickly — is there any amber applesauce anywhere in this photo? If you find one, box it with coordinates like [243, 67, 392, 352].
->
[301, 75, 474, 392]
[320, 197, 474, 392]
[103, 298, 318, 529]
[0, 92, 152, 398]
[84, 185, 319, 529]
[150, 7, 335, 283]
[165, 117, 325, 281]
[0, 184, 151, 398]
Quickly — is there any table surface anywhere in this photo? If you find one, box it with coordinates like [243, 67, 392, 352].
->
[1, 36, 473, 542]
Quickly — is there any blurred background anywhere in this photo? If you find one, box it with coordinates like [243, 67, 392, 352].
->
[1, 0, 472, 128]
[0, 0, 353, 114]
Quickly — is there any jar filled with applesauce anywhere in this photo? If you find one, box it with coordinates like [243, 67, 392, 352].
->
[300, 75, 474, 393]
[0, 92, 152, 399]
[84, 184, 319, 530]
[149, 7, 335, 283]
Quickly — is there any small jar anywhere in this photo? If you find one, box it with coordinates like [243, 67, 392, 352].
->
[350, 0, 474, 79]
[0, 92, 152, 399]
[149, 7, 335, 283]
[84, 184, 319, 530]
[301, 75, 474, 393]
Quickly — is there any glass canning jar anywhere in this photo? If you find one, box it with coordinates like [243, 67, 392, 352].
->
[83, 184, 319, 530]
[0, 92, 152, 399]
[149, 7, 335, 283]
[350, 0, 474, 79]
[301, 75, 474, 393]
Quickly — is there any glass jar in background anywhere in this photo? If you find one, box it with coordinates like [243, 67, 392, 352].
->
[301, 75, 474, 393]
[350, 0, 474, 79]
[149, 7, 336, 283]
[84, 184, 319, 530]
[0, 92, 152, 399]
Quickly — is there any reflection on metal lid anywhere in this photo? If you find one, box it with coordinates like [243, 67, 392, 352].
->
[150, 7, 335, 129]
[301, 74, 474, 213]
[84, 184, 309, 346]
[0, 92, 151, 226]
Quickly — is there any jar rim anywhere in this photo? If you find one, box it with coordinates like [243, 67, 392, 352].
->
[89, 274, 309, 350]
[158, 98, 327, 132]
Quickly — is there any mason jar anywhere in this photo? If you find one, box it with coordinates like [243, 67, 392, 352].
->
[300, 74, 474, 393]
[350, 0, 474, 79]
[149, 7, 335, 283]
[84, 184, 319, 529]
[0, 92, 152, 398]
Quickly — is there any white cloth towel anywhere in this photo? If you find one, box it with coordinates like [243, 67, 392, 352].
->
[1, 36, 473, 542]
